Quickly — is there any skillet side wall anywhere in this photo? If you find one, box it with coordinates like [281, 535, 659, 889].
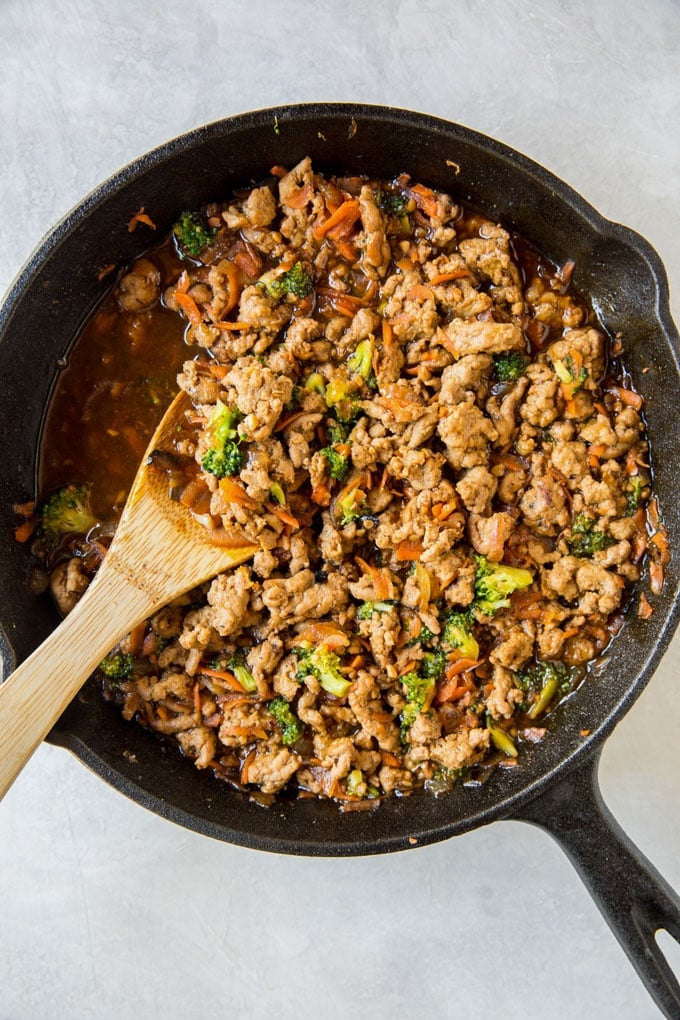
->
[0, 106, 678, 853]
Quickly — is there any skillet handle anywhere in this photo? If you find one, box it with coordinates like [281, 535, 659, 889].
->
[511, 751, 680, 1019]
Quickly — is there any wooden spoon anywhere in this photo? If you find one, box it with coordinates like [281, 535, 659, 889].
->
[0, 391, 258, 799]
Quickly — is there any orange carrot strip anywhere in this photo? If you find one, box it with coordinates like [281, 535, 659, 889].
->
[285, 181, 314, 209]
[330, 237, 360, 264]
[381, 751, 402, 768]
[13, 520, 36, 543]
[175, 270, 191, 294]
[609, 385, 643, 410]
[638, 593, 654, 619]
[406, 284, 433, 302]
[200, 666, 248, 692]
[407, 183, 439, 218]
[270, 164, 288, 178]
[445, 658, 483, 680]
[436, 678, 475, 704]
[174, 291, 203, 325]
[193, 682, 202, 719]
[267, 504, 300, 529]
[127, 207, 156, 232]
[220, 260, 242, 315]
[218, 477, 258, 509]
[428, 269, 469, 285]
[208, 363, 230, 379]
[395, 540, 424, 561]
[356, 557, 391, 601]
[296, 621, 350, 648]
[240, 749, 257, 784]
[213, 321, 252, 331]
[313, 199, 361, 239]
[311, 483, 332, 507]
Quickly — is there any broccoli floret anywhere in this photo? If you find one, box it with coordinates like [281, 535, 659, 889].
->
[321, 445, 350, 481]
[343, 768, 379, 799]
[269, 697, 305, 745]
[325, 378, 362, 425]
[294, 645, 352, 698]
[625, 476, 645, 516]
[474, 555, 534, 616]
[567, 514, 615, 557]
[261, 261, 312, 299]
[173, 211, 217, 257]
[516, 660, 573, 718]
[303, 372, 326, 396]
[201, 401, 244, 478]
[440, 610, 480, 660]
[420, 648, 447, 682]
[356, 600, 397, 620]
[227, 650, 257, 693]
[407, 622, 436, 648]
[493, 351, 530, 382]
[99, 652, 133, 680]
[378, 191, 408, 214]
[399, 670, 435, 738]
[39, 484, 99, 543]
[347, 337, 376, 387]
[202, 446, 243, 478]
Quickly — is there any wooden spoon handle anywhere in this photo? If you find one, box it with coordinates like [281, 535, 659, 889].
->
[0, 563, 153, 800]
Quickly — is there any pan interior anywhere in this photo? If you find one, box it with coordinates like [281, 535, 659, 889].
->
[1, 104, 678, 853]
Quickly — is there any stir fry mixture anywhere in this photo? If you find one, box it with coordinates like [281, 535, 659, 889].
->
[19, 158, 669, 806]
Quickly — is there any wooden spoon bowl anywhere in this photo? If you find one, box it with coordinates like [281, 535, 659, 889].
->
[0, 391, 258, 798]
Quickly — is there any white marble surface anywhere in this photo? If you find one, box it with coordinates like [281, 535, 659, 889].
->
[1, 1, 679, 1017]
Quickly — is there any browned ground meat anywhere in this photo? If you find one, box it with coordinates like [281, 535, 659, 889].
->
[40, 162, 661, 808]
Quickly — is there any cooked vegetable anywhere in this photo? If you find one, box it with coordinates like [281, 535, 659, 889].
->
[39, 484, 98, 542]
[269, 697, 305, 745]
[356, 600, 397, 620]
[173, 211, 217, 257]
[261, 261, 312, 299]
[98, 652, 133, 680]
[378, 190, 408, 214]
[440, 610, 480, 660]
[473, 556, 534, 616]
[625, 476, 645, 516]
[347, 336, 376, 385]
[321, 445, 350, 481]
[493, 351, 529, 381]
[201, 401, 244, 478]
[295, 644, 352, 698]
[227, 649, 257, 693]
[567, 514, 615, 557]
[551, 352, 588, 392]
[516, 660, 573, 718]
[420, 648, 447, 682]
[488, 722, 518, 757]
[400, 670, 435, 738]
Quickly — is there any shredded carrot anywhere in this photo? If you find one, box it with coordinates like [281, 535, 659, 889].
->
[436, 677, 475, 704]
[267, 504, 300, 529]
[127, 207, 156, 232]
[175, 270, 191, 294]
[609, 385, 643, 410]
[561, 627, 580, 640]
[395, 539, 424, 561]
[349, 655, 364, 670]
[218, 260, 242, 315]
[355, 557, 391, 600]
[311, 483, 332, 507]
[296, 621, 350, 648]
[428, 269, 469, 285]
[647, 496, 662, 531]
[407, 183, 439, 219]
[381, 319, 394, 345]
[380, 751, 402, 768]
[200, 666, 248, 692]
[285, 181, 314, 209]
[330, 237, 360, 264]
[649, 561, 665, 595]
[13, 520, 35, 543]
[445, 658, 483, 680]
[232, 245, 263, 279]
[97, 262, 116, 281]
[270, 164, 288, 178]
[174, 290, 203, 325]
[240, 749, 257, 784]
[218, 477, 259, 509]
[396, 257, 414, 272]
[406, 284, 433, 302]
[313, 199, 361, 240]
[208, 363, 230, 379]
[638, 593, 654, 619]
[193, 682, 202, 720]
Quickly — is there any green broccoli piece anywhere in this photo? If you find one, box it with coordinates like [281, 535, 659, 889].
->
[343, 768, 379, 799]
[173, 211, 217, 258]
[420, 648, 447, 682]
[99, 652, 133, 680]
[567, 514, 615, 557]
[39, 484, 99, 542]
[294, 645, 352, 698]
[399, 670, 436, 738]
[262, 261, 312, 300]
[378, 191, 408, 214]
[201, 401, 244, 478]
[440, 610, 480, 660]
[335, 480, 367, 527]
[356, 600, 397, 620]
[407, 622, 436, 648]
[347, 337, 376, 387]
[321, 445, 350, 481]
[493, 351, 530, 382]
[516, 660, 573, 719]
[269, 697, 305, 745]
[625, 476, 645, 516]
[227, 649, 257, 693]
[474, 555, 534, 616]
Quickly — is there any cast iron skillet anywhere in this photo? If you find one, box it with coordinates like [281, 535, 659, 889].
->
[0, 105, 679, 1016]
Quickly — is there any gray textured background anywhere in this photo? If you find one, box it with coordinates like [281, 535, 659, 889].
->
[1, 1, 679, 1018]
